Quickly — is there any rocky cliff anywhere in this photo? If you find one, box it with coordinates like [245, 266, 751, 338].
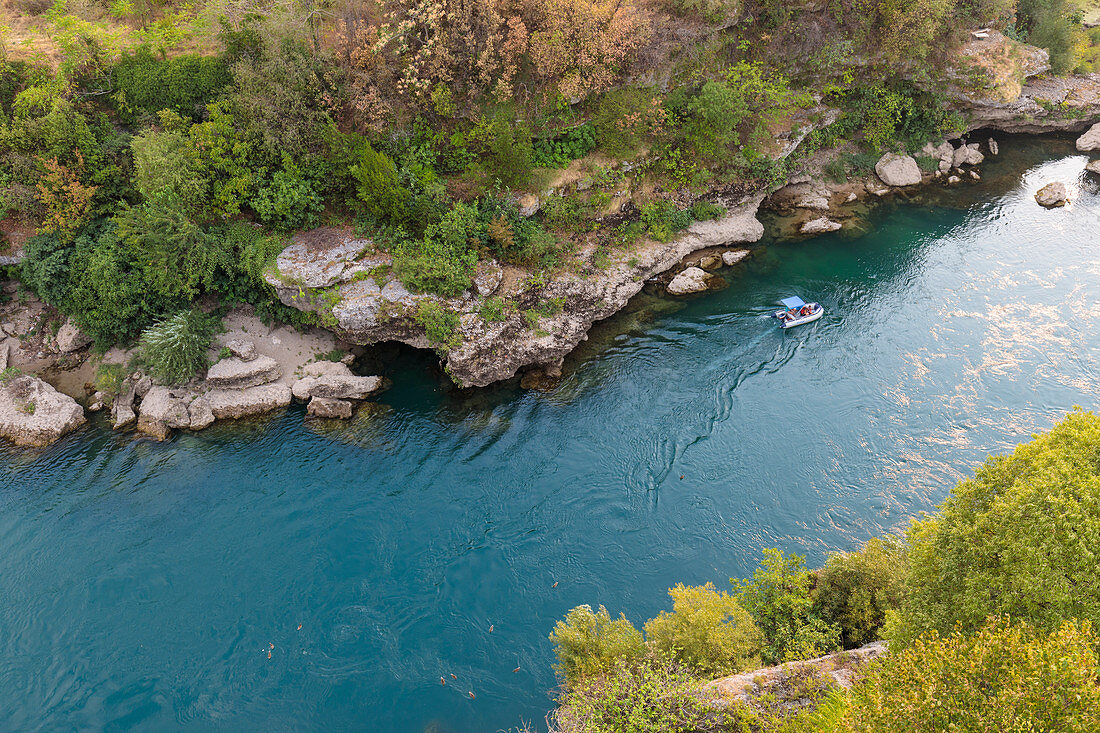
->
[266, 196, 765, 388]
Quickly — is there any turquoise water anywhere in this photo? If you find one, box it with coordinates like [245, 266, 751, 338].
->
[4, 140, 1100, 732]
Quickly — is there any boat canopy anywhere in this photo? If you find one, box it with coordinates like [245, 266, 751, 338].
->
[780, 296, 806, 309]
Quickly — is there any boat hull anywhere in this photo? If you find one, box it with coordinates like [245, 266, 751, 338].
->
[775, 305, 824, 329]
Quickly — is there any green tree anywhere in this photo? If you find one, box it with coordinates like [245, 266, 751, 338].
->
[734, 548, 841, 663]
[643, 582, 764, 676]
[549, 604, 645, 684]
[130, 115, 209, 215]
[888, 409, 1100, 645]
[812, 537, 907, 648]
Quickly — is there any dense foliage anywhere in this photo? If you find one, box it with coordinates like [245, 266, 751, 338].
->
[888, 408, 1100, 645]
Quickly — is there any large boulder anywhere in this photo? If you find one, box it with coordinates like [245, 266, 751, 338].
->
[111, 381, 137, 430]
[224, 339, 257, 362]
[137, 387, 191, 439]
[875, 153, 922, 187]
[204, 383, 292, 420]
[952, 143, 984, 168]
[0, 375, 85, 447]
[205, 355, 281, 389]
[292, 361, 383, 401]
[1035, 182, 1069, 208]
[55, 319, 92, 354]
[1085, 160, 1100, 176]
[1077, 123, 1100, 151]
[666, 267, 711, 295]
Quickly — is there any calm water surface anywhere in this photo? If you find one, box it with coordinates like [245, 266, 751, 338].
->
[4, 140, 1100, 732]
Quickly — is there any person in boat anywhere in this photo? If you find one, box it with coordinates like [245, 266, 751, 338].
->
[800, 305, 811, 317]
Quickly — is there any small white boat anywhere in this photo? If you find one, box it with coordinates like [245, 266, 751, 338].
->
[774, 296, 824, 329]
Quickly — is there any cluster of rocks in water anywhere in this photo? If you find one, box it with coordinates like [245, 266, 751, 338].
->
[1031, 122, 1100, 208]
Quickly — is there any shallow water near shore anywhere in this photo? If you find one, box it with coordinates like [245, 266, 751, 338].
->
[4, 137, 1100, 732]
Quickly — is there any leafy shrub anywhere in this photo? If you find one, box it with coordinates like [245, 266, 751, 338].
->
[251, 159, 324, 230]
[533, 124, 597, 168]
[670, 0, 740, 22]
[413, 301, 460, 348]
[888, 409, 1100, 646]
[549, 604, 645, 684]
[130, 119, 209, 216]
[812, 537, 907, 648]
[550, 658, 737, 733]
[640, 201, 691, 242]
[477, 111, 534, 188]
[480, 297, 506, 322]
[845, 617, 1100, 732]
[689, 200, 725, 221]
[592, 87, 666, 158]
[113, 47, 230, 122]
[734, 548, 842, 664]
[643, 583, 764, 676]
[352, 143, 414, 227]
[822, 159, 847, 183]
[137, 310, 221, 384]
[93, 363, 127, 398]
[1019, 0, 1078, 75]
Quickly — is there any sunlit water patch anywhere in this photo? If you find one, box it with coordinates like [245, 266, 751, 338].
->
[2, 137, 1100, 731]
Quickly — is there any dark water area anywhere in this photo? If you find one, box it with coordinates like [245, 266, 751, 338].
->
[4, 137, 1100, 731]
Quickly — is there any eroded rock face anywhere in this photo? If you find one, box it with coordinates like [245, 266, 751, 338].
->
[667, 267, 711, 295]
[1035, 182, 1069, 208]
[703, 641, 887, 707]
[267, 197, 766, 388]
[0, 375, 85, 446]
[225, 339, 257, 361]
[1086, 159, 1100, 175]
[875, 153, 922, 187]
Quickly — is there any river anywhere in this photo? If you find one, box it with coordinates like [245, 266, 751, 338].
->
[2, 137, 1099, 732]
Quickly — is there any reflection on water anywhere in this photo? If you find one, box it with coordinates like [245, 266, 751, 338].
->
[3, 138, 1100, 732]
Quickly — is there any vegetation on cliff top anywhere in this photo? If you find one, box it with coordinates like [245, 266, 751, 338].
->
[549, 409, 1100, 731]
[0, 0, 1091, 354]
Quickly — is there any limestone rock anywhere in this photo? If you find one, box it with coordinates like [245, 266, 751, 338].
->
[800, 217, 842, 235]
[473, 260, 503, 297]
[667, 267, 710, 295]
[516, 194, 540, 218]
[1077, 123, 1100, 151]
[188, 397, 215, 430]
[137, 387, 191, 439]
[225, 338, 257, 361]
[307, 396, 354, 419]
[0, 339, 8, 371]
[134, 375, 153, 399]
[205, 355, 280, 389]
[1085, 159, 1100, 176]
[0, 375, 85, 447]
[204, 383, 292, 420]
[111, 382, 137, 430]
[721, 250, 750, 266]
[704, 641, 887, 706]
[1035, 181, 1069, 208]
[294, 373, 383, 401]
[952, 143, 984, 168]
[55, 319, 92, 354]
[765, 182, 830, 212]
[947, 175, 962, 185]
[875, 153, 922, 187]
[988, 137, 999, 155]
[303, 360, 353, 378]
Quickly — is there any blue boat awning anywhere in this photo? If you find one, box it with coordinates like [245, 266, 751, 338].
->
[780, 296, 806, 309]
